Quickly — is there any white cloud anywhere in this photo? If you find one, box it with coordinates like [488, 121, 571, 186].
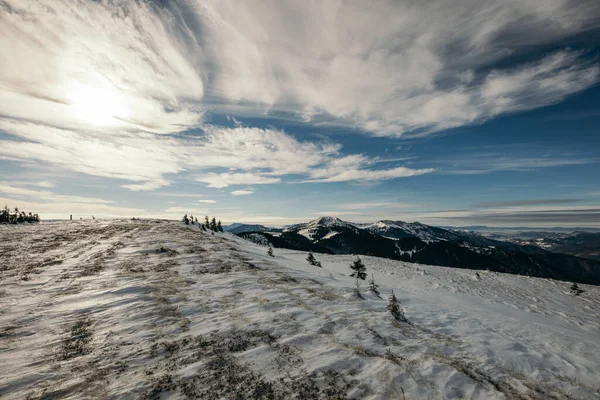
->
[28, 181, 56, 188]
[190, 0, 600, 136]
[198, 200, 216, 204]
[231, 190, 254, 196]
[0, 0, 204, 134]
[2, 0, 598, 140]
[0, 122, 434, 190]
[194, 172, 281, 188]
[0, 120, 181, 190]
[0, 182, 143, 218]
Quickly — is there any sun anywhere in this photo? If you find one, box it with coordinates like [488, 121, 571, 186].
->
[68, 84, 126, 126]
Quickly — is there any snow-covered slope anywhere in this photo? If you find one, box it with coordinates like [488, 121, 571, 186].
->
[1, 220, 599, 399]
[286, 216, 357, 240]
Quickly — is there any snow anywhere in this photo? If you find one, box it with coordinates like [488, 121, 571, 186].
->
[1, 220, 599, 399]
[319, 231, 340, 240]
[365, 220, 450, 241]
[297, 228, 314, 240]
[396, 244, 419, 258]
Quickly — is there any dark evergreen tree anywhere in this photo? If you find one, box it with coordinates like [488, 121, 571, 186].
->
[387, 290, 407, 322]
[350, 257, 367, 280]
[368, 274, 381, 298]
[210, 217, 217, 231]
[205, 216, 210, 228]
[267, 244, 274, 257]
[194, 217, 198, 225]
[1, 206, 40, 223]
[306, 251, 316, 265]
[182, 214, 190, 225]
[217, 220, 223, 232]
[0, 205, 9, 223]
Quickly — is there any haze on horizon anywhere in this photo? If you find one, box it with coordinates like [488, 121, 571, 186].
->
[1, 0, 599, 227]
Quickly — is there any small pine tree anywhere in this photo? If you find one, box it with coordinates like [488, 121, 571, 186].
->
[210, 217, 217, 231]
[267, 244, 274, 257]
[205, 216, 210, 228]
[217, 220, 223, 232]
[570, 282, 585, 295]
[195, 217, 198, 224]
[388, 290, 407, 322]
[350, 257, 367, 280]
[353, 275, 364, 299]
[368, 274, 381, 298]
[307, 251, 316, 265]
[182, 214, 190, 225]
[0, 205, 9, 223]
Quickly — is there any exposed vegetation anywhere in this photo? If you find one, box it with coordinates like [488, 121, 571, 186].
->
[182, 214, 223, 232]
[349, 256, 367, 280]
[306, 251, 322, 267]
[0, 206, 40, 224]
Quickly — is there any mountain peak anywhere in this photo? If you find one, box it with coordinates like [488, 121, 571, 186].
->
[314, 216, 345, 226]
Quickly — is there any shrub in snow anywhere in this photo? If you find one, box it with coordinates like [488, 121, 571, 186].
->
[368, 274, 381, 298]
[571, 283, 585, 296]
[217, 220, 224, 232]
[350, 257, 367, 280]
[354, 276, 364, 299]
[182, 214, 190, 225]
[388, 290, 407, 322]
[267, 245, 274, 257]
[307, 251, 322, 266]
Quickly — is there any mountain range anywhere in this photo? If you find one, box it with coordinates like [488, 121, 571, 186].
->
[232, 216, 600, 285]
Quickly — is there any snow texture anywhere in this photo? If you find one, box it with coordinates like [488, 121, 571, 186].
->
[1, 220, 599, 399]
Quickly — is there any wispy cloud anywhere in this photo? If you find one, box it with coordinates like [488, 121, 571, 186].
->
[0, 0, 204, 133]
[0, 182, 143, 218]
[231, 190, 254, 196]
[439, 152, 597, 175]
[0, 122, 435, 190]
[473, 199, 583, 208]
[198, 199, 216, 204]
[193, 0, 600, 136]
[2, 0, 599, 139]
[339, 202, 420, 210]
[194, 172, 281, 188]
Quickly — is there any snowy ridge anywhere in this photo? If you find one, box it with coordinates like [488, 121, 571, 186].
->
[1, 220, 599, 399]
[364, 220, 458, 242]
[286, 216, 355, 232]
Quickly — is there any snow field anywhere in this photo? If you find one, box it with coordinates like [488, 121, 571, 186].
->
[1, 220, 598, 399]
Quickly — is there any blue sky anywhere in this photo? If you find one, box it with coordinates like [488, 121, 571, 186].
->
[0, 0, 599, 226]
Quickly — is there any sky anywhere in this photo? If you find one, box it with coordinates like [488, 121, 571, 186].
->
[1, 0, 599, 227]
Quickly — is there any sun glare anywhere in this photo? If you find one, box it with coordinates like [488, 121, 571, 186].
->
[68, 85, 126, 126]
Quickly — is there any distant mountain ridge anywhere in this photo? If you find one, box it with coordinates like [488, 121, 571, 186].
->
[234, 216, 600, 285]
[223, 223, 281, 234]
